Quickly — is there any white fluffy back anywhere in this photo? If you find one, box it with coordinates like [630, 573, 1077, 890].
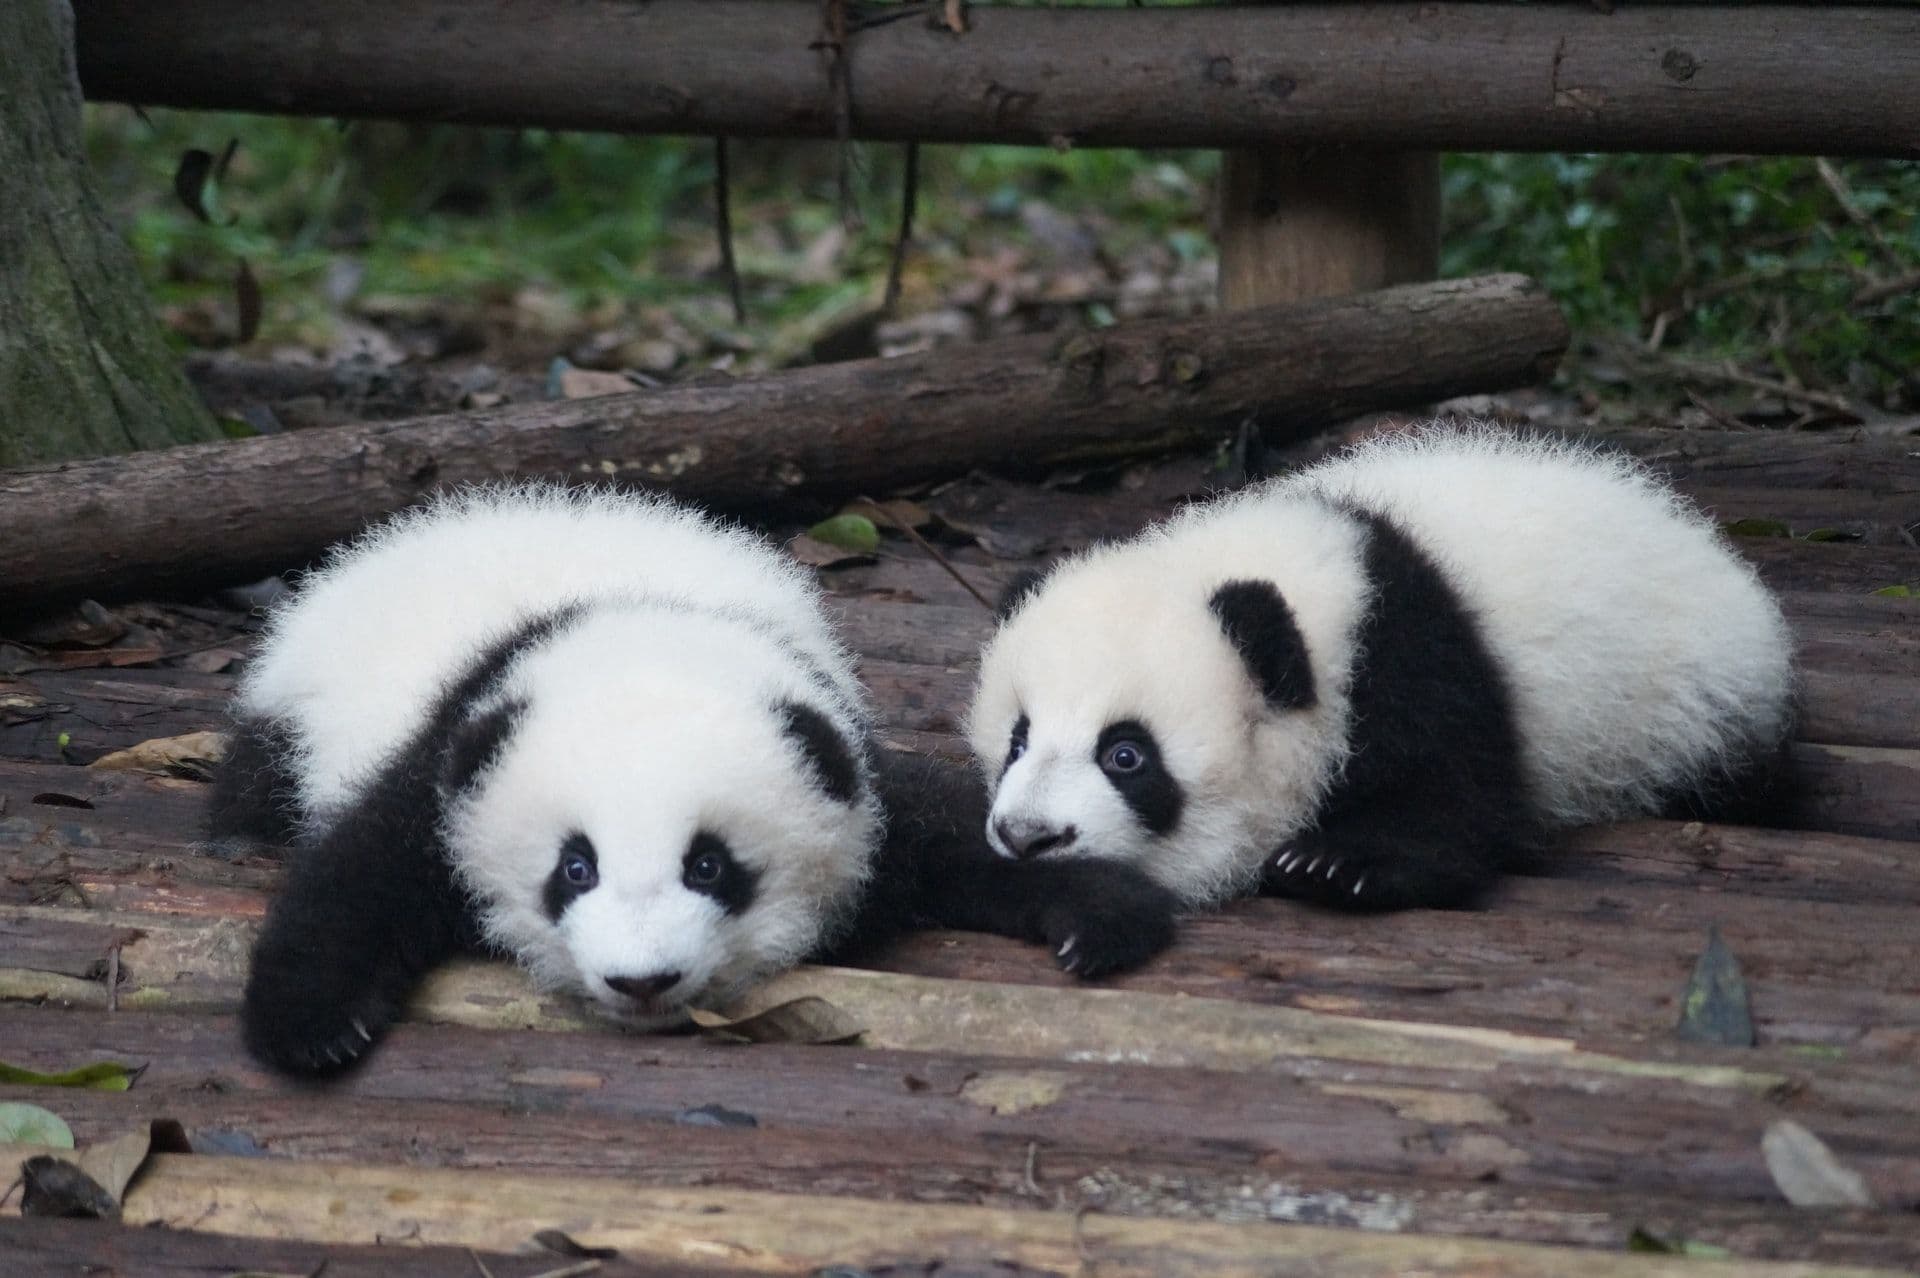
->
[1285, 425, 1795, 824]
[239, 484, 861, 825]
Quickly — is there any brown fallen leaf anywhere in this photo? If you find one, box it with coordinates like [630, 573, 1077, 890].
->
[787, 534, 876, 570]
[18, 1123, 157, 1220]
[556, 367, 634, 400]
[688, 996, 864, 1045]
[89, 730, 230, 778]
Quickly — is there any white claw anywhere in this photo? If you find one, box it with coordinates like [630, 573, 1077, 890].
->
[1305, 856, 1323, 875]
[1058, 936, 1078, 958]
[1353, 875, 1366, 896]
[1326, 858, 1342, 879]
[351, 1017, 372, 1043]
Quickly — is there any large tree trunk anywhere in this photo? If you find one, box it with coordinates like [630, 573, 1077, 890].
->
[0, 0, 219, 468]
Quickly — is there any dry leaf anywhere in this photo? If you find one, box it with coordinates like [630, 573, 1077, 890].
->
[1762, 1119, 1875, 1207]
[788, 534, 876, 570]
[89, 730, 229, 777]
[74, 1125, 153, 1204]
[18, 1124, 159, 1220]
[688, 996, 864, 1045]
[556, 367, 634, 400]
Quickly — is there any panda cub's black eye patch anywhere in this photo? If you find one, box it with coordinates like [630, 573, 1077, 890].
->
[542, 832, 599, 921]
[1094, 720, 1183, 836]
[683, 831, 760, 916]
[1004, 714, 1030, 771]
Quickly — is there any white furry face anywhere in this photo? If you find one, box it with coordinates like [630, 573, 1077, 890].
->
[969, 529, 1364, 906]
[446, 611, 879, 1025]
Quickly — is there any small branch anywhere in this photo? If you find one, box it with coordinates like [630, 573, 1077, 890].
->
[817, 0, 861, 232]
[1814, 157, 1906, 272]
[713, 136, 746, 325]
[859, 493, 995, 612]
[883, 141, 920, 315]
[1660, 354, 1857, 418]
[1852, 269, 1920, 310]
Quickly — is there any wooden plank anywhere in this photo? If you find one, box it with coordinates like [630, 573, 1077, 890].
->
[9, 1149, 1903, 1277]
[0, 1217, 686, 1278]
[15, 1079, 1920, 1270]
[70, 1, 1920, 157]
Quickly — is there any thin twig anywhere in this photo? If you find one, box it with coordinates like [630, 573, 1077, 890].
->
[1814, 158, 1905, 271]
[1021, 1140, 1044, 1197]
[106, 943, 121, 1013]
[713, 137, 746, 325]
[1683, 389, 1750, 433]
[856, 495, 995, 612]
[818, 0, 861, 232]
[467, 1247, 497, 1278]
[1660, 355, 1857, 418]
[1853, 268, 1920, 309]
[883, 142, 921, 315]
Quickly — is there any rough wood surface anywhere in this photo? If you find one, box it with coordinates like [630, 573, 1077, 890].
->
[0, 274, 1566, 613]
[11, 1150, 1912, 1277]
[3, 425, 1917, 1273]
[71, 1, 1920, 157]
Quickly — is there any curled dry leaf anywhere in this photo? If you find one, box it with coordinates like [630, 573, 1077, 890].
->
[88, 730, 230, 778]
[1762, 1119, 1875, 1208]
[788, 534, 876, 570]
[688, 995, 864, 1045]
[16, 1123, 157, 1220]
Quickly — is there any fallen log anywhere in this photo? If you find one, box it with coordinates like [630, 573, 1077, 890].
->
[0, 273, 1565, 614]
[72, 1, 1920, 157]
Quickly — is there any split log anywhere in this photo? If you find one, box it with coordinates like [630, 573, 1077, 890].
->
[0, 274, 1567, 614]
[72, 1, 1920, 157]
[20, 1148, 1916, 1278]
[16, 1078, 1920, 1270]
[6, 1006, 1920, 1257]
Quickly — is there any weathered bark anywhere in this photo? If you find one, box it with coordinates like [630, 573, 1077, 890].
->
[1217, 151, 1440, 310]
[70, 1, 1920, 157]
[0, 1, 219, 467]
[0, 274, 1568, 612]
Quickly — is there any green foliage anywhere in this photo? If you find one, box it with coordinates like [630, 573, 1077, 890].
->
[1444, 154, 1920, 405]
[85, 105, 1918, 406]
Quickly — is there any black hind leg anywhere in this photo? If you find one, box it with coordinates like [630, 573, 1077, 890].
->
[208, 715, 304, 847]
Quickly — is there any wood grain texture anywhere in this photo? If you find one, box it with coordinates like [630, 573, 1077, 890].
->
[71, 1, 1920, 156]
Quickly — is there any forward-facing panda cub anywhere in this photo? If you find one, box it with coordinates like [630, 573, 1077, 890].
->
[217, 485, 1174, 1076]
[969, 426, 1795, 915]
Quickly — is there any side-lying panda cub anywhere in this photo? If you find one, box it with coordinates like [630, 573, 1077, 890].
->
[216, 484, 1172, 1076]
[969, 425, 1795, 918]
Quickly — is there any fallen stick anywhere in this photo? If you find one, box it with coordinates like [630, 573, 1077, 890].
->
[0, 273, 1565, 611]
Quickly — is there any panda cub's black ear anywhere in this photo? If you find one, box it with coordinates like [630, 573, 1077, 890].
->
[777, 700, 863, 805]
[1209, 580, 1316, 710]
[441, 699, 527, 794]
[995, 567, 1050, 621]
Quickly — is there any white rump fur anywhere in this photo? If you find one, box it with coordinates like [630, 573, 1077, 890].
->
[970, 425, 1795, 905]
[238, 484, 880, 1019]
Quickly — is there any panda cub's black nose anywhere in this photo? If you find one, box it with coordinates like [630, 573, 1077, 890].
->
[995, 818, 1078, 860]
[606, 971, 683, 1000]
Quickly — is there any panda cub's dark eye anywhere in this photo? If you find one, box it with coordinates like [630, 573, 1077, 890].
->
[542, 832, 599, 922]
[1006, 714, 1031, 765]
[683, 831, 760, 916]
[563, 852, 596, 886]
[1102, 740, 1147, 774]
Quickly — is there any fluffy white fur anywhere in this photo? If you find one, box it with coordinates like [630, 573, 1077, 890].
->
[238, 484, 880, 1021]
[968, 425, 1795, 905]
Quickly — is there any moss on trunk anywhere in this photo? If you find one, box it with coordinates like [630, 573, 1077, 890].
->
[0, 0, 219, 468]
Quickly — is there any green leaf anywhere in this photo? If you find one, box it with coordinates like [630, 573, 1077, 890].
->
[0, 1103, 74, 1148]
[1628, 1228, 1731, 1259]
[806, 514, 880, 555]
[0, 1061, 142, 1091]
[1675, 926, 1754, 1047]
[1722, 518, 1792, 539]
[1872, 585, 1915, 598]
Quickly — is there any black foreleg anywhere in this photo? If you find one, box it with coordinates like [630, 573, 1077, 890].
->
[833, 750, 1179, 977]
[207, 715, 304, 847]
[241, 768, 479, 1077]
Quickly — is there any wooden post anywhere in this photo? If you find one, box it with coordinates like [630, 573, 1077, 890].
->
[1217, 151, 1441, 310]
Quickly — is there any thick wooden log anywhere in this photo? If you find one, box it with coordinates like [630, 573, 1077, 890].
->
[15, 1148, 1910, 1278]
[0, 1218, 677, 1278]
[71, 1, 1920, 157]
[16, 1078, 1920, 1270]
[0, 275, 1566, 614]
[4, 1006, 1920, 1257]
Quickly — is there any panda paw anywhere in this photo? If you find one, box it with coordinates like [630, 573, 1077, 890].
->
[241, 960, 397, 1078]
[1261, 825, 1494, 912]
[1034, 861, 1179, 979]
